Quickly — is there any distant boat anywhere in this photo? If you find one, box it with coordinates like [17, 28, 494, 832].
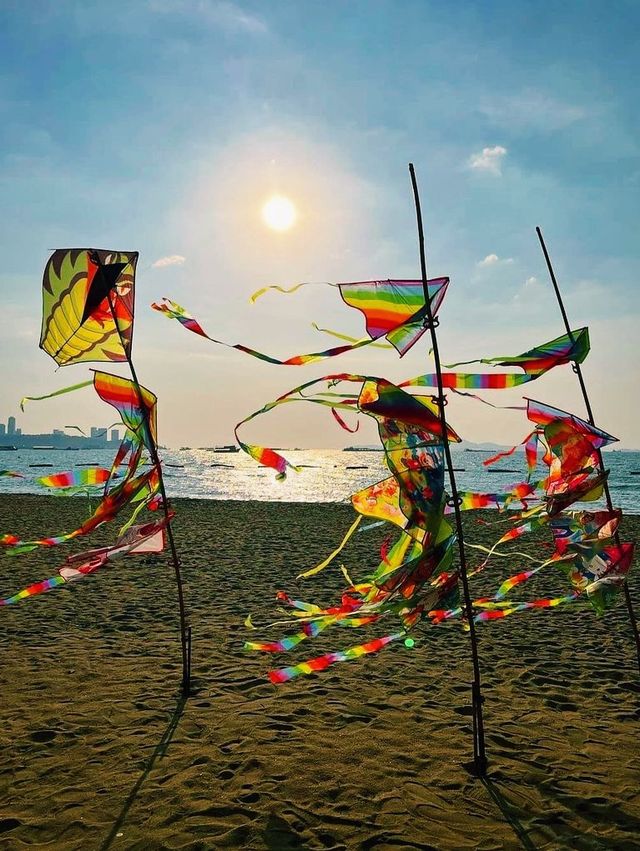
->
[29, 463, 53, 467]
[343, 446, 377, 452]
[346, 465, 368, 470]
[31, 445, 55, 450]
[212, 445, 240, 453]
[0, 445, 17, 451]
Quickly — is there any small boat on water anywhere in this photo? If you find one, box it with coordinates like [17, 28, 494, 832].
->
[212, 445, 240, 453]
[0, 445, 17, 451]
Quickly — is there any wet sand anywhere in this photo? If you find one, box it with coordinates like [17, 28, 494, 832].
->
[1, 494, 639, 850]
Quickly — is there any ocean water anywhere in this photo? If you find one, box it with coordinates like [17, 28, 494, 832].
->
[1, 446, 640, 514]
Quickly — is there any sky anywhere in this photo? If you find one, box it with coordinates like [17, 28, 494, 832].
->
[0, 0, 638, 450]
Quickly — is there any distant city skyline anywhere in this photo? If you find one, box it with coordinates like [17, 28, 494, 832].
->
[0, 415, 119, 445]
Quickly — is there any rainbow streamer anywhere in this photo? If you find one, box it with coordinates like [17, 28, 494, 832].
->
[37, 468, 111, 489]
[268, 633, 405, 683]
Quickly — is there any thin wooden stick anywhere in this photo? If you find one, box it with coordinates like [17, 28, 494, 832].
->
[409, 164, 487, 776]
[536, 226, 640, 675]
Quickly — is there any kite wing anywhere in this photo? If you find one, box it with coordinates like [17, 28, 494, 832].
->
[401, 328, 590, 391]
[93, 370, 157, 452]
[40, 249, 137, 366]
[338, 278, 449, 355]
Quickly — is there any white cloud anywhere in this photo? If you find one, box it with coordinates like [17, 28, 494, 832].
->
[468, 145, 507, 175]
[479, 90, 587, 132]
[477, 254, 514, 267]
[147, 1, 268, 35]
[525, 276, 538, 286]
[152, 254, 186, 268]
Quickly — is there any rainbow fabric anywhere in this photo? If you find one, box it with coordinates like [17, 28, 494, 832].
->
[1, 575, 67, 605]
[267, 633, 405, 683]
[152, 279, 449, 365]
[37, 468, 111, 489]
[400, 328, 590, 391]
[1, 468, 158, 555]
[93, 370, 157, 452]
[243, 369, 463, 682]
[1, 516, 168, 606]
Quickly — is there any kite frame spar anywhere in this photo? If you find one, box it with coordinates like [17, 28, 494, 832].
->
[92, 252, 192, 696]
[536, 227, 640, 675]
[409, 164, 487, 777]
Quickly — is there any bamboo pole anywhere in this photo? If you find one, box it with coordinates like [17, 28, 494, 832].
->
[95, 253, 191, 695]
[535, 226, 640, 674]
[409, 165, 487, 776]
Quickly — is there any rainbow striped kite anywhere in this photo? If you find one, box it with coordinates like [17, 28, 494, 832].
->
[152, 278, 449, 364]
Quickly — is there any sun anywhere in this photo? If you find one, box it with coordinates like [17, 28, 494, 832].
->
[262, 195, 297, 232]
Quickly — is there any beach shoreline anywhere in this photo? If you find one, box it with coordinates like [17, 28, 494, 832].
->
[1, 495, 639, 849]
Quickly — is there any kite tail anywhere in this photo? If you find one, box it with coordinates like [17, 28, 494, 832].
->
[267, 632, 405, 683]
[152, 297, 387, 366]
[20, 379, 93, 411]
[0, 574, 67, 605]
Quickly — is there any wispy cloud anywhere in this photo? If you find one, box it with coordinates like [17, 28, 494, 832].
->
[468, 145, 507, 175]
[147, 1, 268, 35]
[152, 254, 186, 268]
[479, 89, 587, 132]
[477, 253, 514, 267]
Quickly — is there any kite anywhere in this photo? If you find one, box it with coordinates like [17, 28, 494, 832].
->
[400, 328, 590, 391]
[151, 277, 449, 364]
[231, 346, 632, 682]
[2, 371, 159, 556]
[0, 471, 23, 478]
[429, 400, 632, 625]
[239, 371, 464, 680]
[1, 515, 169, 606]
[1, 467, 159, 556]
[40, 249, 137, 367]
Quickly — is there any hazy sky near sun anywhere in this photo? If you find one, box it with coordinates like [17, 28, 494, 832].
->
[0, 0, 638, 449]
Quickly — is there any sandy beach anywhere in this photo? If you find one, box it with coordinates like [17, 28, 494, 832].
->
[1, 494, 639, 850]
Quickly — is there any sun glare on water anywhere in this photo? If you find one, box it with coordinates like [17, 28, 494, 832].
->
[262, 195, 297, 232]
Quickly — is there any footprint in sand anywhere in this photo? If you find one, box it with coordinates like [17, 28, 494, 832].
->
[29, 729, 57, 743]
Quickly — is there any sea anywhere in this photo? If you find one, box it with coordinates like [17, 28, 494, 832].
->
[1, 447, 640, 514]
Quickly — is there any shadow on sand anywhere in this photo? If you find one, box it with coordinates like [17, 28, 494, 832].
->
[100, 695, 188, 850]
[482, 776, 538, 851]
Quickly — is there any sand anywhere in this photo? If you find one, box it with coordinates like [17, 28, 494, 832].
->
[1, 494, 639, 850]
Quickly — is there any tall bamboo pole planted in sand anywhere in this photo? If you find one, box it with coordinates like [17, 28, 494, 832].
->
[535, 226, 640, 676]
[409, 164, 488, 776]
[93, 253, 192, 696]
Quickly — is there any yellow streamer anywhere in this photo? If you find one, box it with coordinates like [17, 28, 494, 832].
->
[298, 515, 363, 579]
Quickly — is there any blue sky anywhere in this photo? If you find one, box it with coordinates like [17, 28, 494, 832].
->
[1, 0, 638, 448]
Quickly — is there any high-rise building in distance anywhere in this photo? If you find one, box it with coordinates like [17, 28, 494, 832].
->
[7, 416, 16, 435]
[110, 429, 119, 443]
[0, 424, 5, 436]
